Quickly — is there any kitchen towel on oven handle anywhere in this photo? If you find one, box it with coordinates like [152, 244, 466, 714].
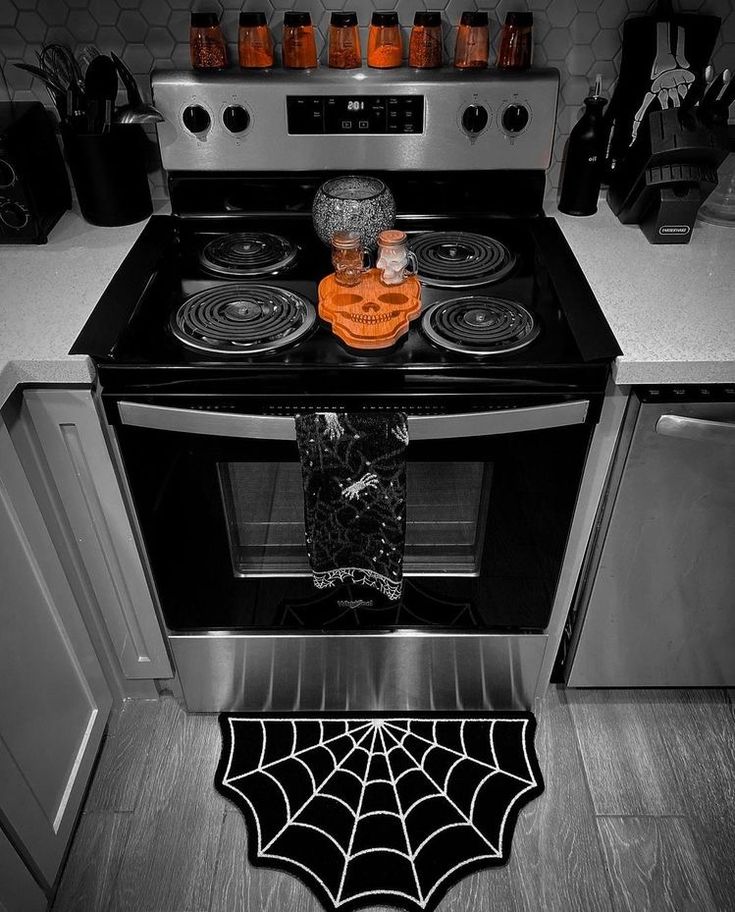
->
[294, 411, 408, 601]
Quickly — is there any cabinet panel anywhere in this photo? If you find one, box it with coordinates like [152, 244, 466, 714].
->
[567, 401, 735, 687]
[23, 390, 171, 680]
[0, 422, 112, 888]
[0, 827, 47, 912]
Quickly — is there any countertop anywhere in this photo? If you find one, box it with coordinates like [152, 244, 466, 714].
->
[1, 201, 734, 411]
[0, 210, 150, 409]
[554, 205, 735, 386]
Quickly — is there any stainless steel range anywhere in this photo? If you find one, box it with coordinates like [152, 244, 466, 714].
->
[72, 68, 620, 712]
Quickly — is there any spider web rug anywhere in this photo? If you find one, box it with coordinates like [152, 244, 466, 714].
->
[214, 712, 543, 912]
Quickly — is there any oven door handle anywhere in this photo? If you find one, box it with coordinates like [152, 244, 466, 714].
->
[117, 399, 590, 440]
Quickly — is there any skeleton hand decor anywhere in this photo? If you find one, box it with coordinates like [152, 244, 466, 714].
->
[630, 22, 694, 144]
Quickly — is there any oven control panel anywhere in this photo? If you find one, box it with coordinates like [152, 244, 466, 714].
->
[152, 69, 559, 172]
[287, 95, 424, 134]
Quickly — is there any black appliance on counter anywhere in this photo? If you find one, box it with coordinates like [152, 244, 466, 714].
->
[71, 69, 620, 712]
[608, 106, 729, 244]
[0, 102, 71, 244]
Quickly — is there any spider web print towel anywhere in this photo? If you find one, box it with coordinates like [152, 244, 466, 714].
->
[294, 412, 408, 601]
[214, 713, 544, 912]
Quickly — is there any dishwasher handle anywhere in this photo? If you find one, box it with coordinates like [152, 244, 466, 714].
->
[656, 414, 735, 446]
[117, 399, 590, 441]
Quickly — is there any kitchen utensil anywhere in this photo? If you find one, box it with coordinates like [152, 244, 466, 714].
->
[679, 64, 711, 112]
[110, 52, 164, 124]
[312, 175, 396, 250]
[85, 55, 118, 133]
[13, 63, 66, 97]
[698, 152, 735, 225]
[700, 70, 726, 110]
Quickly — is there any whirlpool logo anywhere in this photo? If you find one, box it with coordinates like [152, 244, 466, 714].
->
[337, 599, 374, 609]
[659, 225, 690, 235]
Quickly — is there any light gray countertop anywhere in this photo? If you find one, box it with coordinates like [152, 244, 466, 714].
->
[555, 204, 735, 386]
[1, 201, 734, 411]
[0, 210, 150, 409]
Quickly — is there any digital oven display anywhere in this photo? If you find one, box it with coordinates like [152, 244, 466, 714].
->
[286, 95, 424, 135]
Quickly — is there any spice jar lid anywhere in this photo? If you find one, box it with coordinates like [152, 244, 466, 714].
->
[191, 11, 220, 27]
[459, 10, 489, 26]
[332, 230, 362, 249]
[284, 11, 312, 26]
[239, 11, 267, 26]
[414, 10, 441, 26]
[504, 11, 533, 26]
[378, 229, 408, 247]
[331, 11, 358, 26]
[371, 11, 399, 27]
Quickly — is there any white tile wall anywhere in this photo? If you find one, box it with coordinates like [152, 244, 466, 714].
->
[1, 0, 733, 194]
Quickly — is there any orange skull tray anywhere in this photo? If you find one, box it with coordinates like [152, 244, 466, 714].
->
[318, 269, 422, 350]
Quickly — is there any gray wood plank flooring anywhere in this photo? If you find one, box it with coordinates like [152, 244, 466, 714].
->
[51, 689, 734, 912]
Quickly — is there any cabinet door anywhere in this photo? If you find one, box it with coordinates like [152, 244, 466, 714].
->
[0, 826, 47, 912]
[23, 390, 171, 680]
[0, 421, 112, 889]
[568, 401, 735, 687]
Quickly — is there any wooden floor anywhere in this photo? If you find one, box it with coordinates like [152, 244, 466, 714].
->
[51, 687, 735, 912]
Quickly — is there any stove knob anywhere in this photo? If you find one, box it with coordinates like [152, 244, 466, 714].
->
[183, 104, 211, 134]
[0, 201, 29, 230]
[461, 104, 489, 135]
[502, 103, 529, 134]
[223, 105, 250, 133]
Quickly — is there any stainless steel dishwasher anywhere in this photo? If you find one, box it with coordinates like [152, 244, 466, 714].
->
[559, 385, 735, 687]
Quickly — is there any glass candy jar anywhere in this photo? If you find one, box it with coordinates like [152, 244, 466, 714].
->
[313, 175, 396, 250]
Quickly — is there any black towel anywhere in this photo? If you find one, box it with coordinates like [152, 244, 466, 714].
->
[294, 412, 408, 601]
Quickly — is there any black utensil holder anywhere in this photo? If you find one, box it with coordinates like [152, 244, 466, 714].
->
[62, 125, 152, 227]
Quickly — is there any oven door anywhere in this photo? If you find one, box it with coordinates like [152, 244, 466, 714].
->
[113, 399, 593, 710]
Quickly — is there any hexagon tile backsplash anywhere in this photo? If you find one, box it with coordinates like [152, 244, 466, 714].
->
[1, 0, 734, 195]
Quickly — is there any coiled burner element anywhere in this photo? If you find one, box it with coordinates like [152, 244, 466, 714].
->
[410, 231, 515, 287]
[422, 297, 539, 355]
[171, 284, 316, 355]
[200, 232, 298, 277]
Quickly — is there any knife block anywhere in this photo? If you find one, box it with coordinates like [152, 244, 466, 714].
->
[607, 108, 728, 244]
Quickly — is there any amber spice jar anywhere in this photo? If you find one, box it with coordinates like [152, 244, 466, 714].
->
[190, 12, 228, 70]
[496, 11, 533, 69]
[282, 11, 318, 69]
[329, 11, 362, 69]
[368, 12, 402, 69]
[408, 11, 442, 69]
[453, 10, 489, 69]
[238, 12, 274, 68]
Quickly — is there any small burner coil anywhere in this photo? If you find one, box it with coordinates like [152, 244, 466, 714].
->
[410, 231, 516, 288]
[171, 284, 316, 355]
[200, 232, 298, 277]
[422, 296, 539, 355]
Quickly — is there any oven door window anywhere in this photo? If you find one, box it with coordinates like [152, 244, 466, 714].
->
[117, 422, 591, 634]
[219, 461, 490, 578]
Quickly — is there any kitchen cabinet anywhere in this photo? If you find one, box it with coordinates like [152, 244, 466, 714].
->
[21, 390, 172, 682]
[565, 395, 735, 687]
[0, 419, 112, 889]
[0, 827, 47, 912]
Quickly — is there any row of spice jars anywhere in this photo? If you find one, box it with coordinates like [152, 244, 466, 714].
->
[190, 10, 533, 71]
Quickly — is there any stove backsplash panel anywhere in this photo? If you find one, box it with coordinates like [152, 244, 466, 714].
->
[1, 0, 733, 193]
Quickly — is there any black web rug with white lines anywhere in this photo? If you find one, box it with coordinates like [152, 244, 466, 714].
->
[214, 713, 544, 912]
